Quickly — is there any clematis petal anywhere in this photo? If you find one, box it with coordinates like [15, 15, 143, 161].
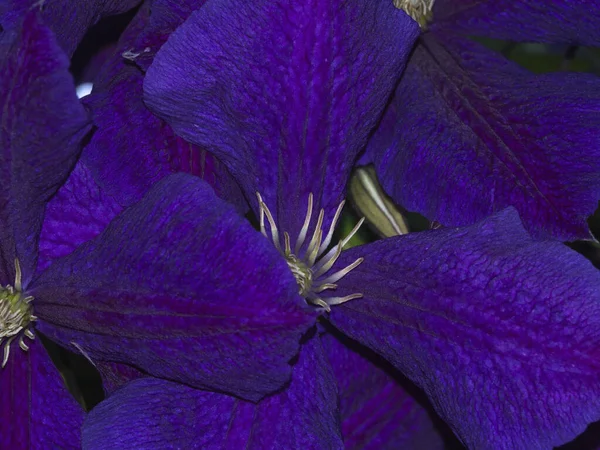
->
[145, 0, 419, 236]
[322, 332, 445, 449]
[365, 34, 600, 240]
[0, 337, 84, 449]
[431, 0, 600, 46]
[37, 162, 123, 273]
[0, 0, 142, 56]
[329, 208, 600, 449]
[83, 336, 342, 449]
[32, 174, 315, 401]
[82, 1, 245, 212]
[0, 11, 91, 285]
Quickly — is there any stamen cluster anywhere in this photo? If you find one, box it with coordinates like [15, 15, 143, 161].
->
[393, 0, 435, 27]
[257, 193, 364, 312]
[0, 260, 36, 367]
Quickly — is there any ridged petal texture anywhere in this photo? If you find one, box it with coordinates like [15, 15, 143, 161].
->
[322, 333, 445, 449]
[82, 0, 245, 212]
[0, 0, 142, 55]
[82, 336, 342, 449]
[0, 11, 91, 285]
[32, 174, 315, 402]
[431, 0, 600, 46]
[0, 340, 84, 449]
[365, 33, 600, 240]
[330, 208, 600, 448]
[144, 0, 419, 237]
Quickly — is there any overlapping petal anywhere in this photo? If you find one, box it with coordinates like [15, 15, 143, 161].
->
[145, 0, 419, 236]
[83, 0, 245, 211]
[365, 34, 600, 240]
[0, 11, 91, 285]
[32, 174, 315, 401]
[322, 333, 445, 449]
[0, 339, 84, 449]
[37, 162, 123, 273]
[329, 208, 600, 448]
[83, 336, 342, 449]
[431, 0, 600, 46]
[0, 0, 142, 56]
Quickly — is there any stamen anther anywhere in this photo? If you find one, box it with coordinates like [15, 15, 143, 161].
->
[256, 193, 365, 312]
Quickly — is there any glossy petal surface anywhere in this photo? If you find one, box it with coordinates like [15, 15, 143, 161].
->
[322, 333, 444, 449]
[366, 34, 600, 240]
[83, 0, 244, 211]
[32, 174, 315, 401]
[145, 0, 419, 236]
[38, 162, 123, 273]
[330, 209, 600, 449]
[83, 336, 342, 449]
[431, 0, 600, 46]
[0, 337, 84, 449]
[0, 12, 91, 285]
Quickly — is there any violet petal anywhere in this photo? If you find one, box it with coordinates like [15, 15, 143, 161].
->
[145, 0, 419, 236]
[37, 162, 123, 273]
[366, 34, 600, 240]
[83, 336, 342, 449]
[32, 174, 315, 401]
[0, 11, 91, 285]
[0, 338, 84, 449]
[322, 333, 445, 449]
[82, 1, 245, 212]
[431, 0, 600, 46]
[329, 208, 600, 448]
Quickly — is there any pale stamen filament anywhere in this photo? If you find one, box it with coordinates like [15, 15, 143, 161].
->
[0, 259, 36, 368]
[314, 217, 365, 275]
[256, 192, 364, 312]
[304, 209, 325, 262]
[295, 193, 313, 254]
[319, 257, 365, 285]
[257, 193, 281, 251]
[317, 200, 345, 256]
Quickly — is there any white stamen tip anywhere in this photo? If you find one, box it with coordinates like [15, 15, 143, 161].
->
[0, 259, 35, 368]
[257, 193, 364, 311]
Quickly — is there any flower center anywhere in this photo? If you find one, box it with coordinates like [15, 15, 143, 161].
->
[393, 0, 435, 28]
[257, 193, 364, 312]
[0, 259, 36, 368]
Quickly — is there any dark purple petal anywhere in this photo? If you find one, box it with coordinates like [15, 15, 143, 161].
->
[83, 336, 342, 449]
[113, 0, 204, 72]
[37, 162, 123, 273]
[96, 361, 145, 395]
[322, 333, 444, 449]
[32, 174, 315, 401]
[0, 0, 142, 56]
[431, 0, 600, 46]
[365, 33, 600, 240]
[0, 11, 91, 285]
[0, 337, 84, 449]
[145, 0, 419, 237]
[82, 1, 245, 212]
[329, 208, 600, 448]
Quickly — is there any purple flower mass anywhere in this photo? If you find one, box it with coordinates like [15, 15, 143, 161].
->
[2, 0, 600, 449]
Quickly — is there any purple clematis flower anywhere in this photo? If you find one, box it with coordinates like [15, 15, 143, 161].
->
[1, 7, 323, 448]
[0, 12, 90, 448]
[363, 0, 600, 241]
[42, 0, 600, 448]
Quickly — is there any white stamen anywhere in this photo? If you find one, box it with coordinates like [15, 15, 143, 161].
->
[393, 0, 435, 27]
[0, 259, 36, 368]
[257, 193, 364, 312]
